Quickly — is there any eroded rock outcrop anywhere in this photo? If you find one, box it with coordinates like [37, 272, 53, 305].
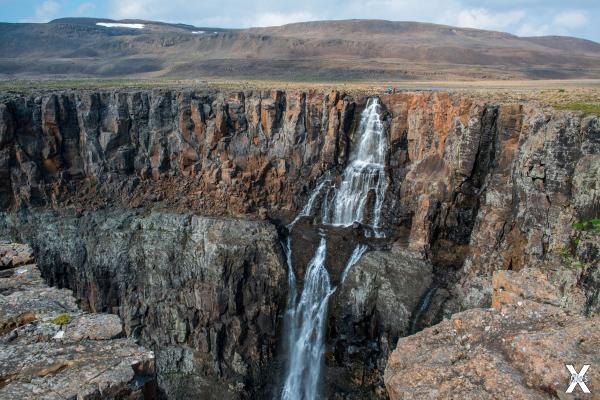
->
[385, 260, 600, 400]
[0, 241, 156, 399]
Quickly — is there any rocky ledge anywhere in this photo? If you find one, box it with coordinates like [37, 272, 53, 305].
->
[0, 241, 156, 399]
[385, 263, 600, 399]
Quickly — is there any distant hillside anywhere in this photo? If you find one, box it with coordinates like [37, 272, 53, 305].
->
[0, 18, 599, 80]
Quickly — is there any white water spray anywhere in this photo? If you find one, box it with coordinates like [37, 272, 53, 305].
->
[288, 174, 331, 228]
[340, 244, 368, 284]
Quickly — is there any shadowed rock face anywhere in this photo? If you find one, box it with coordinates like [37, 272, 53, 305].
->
[0, 89, 598, 399]
[0, 210, 287, 399]
[326, 248, 433, 397]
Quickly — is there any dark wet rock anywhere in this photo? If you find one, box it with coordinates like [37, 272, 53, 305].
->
[325, 247, 433, 397]
[289, 219, 370, 285]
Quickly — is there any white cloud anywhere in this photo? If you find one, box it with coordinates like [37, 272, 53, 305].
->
[455, 8, 525, 30]
[31, 0, 61, 22]
[553, 10, 588, 28]
[74, 2, 97, 17]
[516, 10, 589, 37]
[100, 0, 599, 41]
[253, 12, 315, 27]
[110, 0, 154, 20]
[516, 23, 552, 37]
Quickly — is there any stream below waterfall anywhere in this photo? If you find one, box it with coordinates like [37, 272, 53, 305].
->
[281, 97, 388, 400]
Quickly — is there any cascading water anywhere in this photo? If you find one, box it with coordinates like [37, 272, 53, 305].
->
[323, 98, 388, 229]
[339, 244, 368, 283]
[281, 237, 331, 400]
[281, 97, 388, 400]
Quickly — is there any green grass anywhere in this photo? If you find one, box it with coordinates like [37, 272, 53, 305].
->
[572, 218, 600, 232]
[50, 313, 71, 325]
[554, 102, 600, 116]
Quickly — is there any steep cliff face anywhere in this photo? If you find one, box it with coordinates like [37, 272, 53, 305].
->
[0, 90, 354, 215]
[0, 210, 286, 399]
[378, 93, 598, 315]
[0, 89, 598, 399]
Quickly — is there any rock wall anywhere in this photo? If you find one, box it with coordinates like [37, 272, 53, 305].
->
[378, 93, 598, 315]
[0, 210, 286, 399]
[0, 90, 355, 215]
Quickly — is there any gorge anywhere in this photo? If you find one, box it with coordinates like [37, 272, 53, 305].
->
[0, 88, 598, 399]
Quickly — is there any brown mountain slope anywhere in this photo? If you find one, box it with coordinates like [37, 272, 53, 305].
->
[0, 18, 599, 80]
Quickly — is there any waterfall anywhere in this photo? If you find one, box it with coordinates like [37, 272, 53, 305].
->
[340, 244, 368, 283]
[281, 237, 332, 400]
[281, 97, 387, 400]
[409, 287, 437, 335]
[323, 97, 388, 229]
[288, 173, 331, 228]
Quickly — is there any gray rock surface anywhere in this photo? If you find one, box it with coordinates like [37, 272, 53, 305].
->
[0, 241, 34, 269]
[0, 209, 287, 399]
[0, 242, 155, 400]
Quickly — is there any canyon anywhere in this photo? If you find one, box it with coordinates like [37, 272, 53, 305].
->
[0, 88, 598, 399]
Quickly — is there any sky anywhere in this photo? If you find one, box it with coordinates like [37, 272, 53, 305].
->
[0, 0, 599, 42]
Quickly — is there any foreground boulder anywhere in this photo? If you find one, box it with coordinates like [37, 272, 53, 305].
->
[384, 266, 600, 399]
[385, 300, 599, 399]
[0, 241, 156, 399]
